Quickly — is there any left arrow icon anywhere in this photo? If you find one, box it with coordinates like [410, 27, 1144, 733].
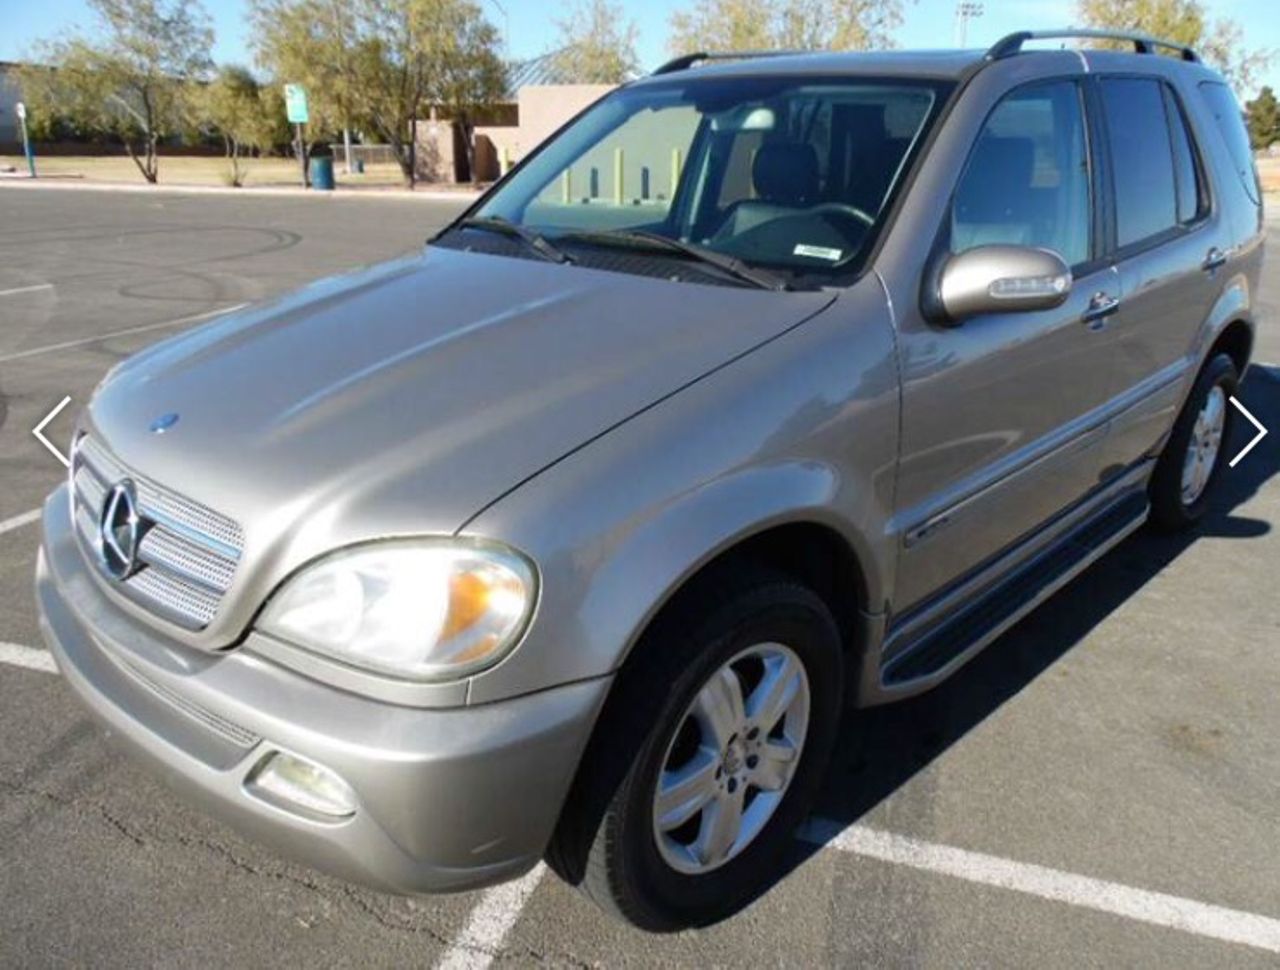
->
[32, 396, 73, 467]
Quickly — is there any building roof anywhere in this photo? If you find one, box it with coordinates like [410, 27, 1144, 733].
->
[503, 49, 577, 100]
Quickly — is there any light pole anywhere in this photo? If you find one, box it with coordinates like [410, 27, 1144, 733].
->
[954, 1, 985, 48]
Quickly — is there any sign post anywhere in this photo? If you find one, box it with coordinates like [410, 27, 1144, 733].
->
[16, 102, 35, 178]
[284, 84, 310, 188]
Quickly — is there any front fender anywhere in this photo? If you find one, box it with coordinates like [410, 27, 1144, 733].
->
[461, 290, 899, 705]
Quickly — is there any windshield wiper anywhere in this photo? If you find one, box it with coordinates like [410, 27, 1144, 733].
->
[453, 216, 574, 265]
[564, 229, 789, 291]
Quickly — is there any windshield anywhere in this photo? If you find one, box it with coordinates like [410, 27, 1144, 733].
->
[451, 75, 948, 286]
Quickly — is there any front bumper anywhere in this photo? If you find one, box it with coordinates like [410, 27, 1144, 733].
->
[36, 485, 610, 894]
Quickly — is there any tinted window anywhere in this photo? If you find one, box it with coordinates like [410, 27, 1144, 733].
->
[1164, 86, 1205, 224]
[1101, 79, 1179, 247]
[952, 81, 1090, 267]
[1199, 80, 1261, 203]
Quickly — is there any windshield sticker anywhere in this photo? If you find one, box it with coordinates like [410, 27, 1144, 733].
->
[793, 244, 843, 262]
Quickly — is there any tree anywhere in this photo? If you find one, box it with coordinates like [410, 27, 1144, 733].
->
[551, 0, 640, 84]
[251, 0, 504, 186]
[1076, 0, 1273, 97]
[197, 66, 277, 186]
[17, 0, 213, 182]
[1246, 86, 1280, 150]
[669, 0, 905, 54]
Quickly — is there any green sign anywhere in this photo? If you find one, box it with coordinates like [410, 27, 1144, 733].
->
[284, 83, 309, 125]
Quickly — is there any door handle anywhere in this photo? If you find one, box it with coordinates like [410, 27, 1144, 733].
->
[1082, 292, 1120, 329]
[1202, 247, 1228, 272]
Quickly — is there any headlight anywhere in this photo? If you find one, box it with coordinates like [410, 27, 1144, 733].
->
[258, 539, 536, 681]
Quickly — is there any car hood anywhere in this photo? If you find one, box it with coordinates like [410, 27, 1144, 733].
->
[88, 246, 834, 556]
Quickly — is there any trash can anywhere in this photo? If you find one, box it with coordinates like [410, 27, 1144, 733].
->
[309, 156, 335, 191]
[354, 159, 365, 175]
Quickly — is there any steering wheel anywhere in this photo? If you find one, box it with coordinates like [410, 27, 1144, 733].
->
[809, 202, 876, 227]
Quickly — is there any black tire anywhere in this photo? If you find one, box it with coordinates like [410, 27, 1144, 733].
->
[1149, 353, 1238, 532]
[546, 567, 843, 931]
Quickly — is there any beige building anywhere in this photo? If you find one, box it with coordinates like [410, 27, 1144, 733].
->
[414, 49, 619, 184]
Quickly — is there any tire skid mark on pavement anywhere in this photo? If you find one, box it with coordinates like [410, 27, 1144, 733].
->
[0, 303, 247, 363]
[5, 645, 1278, 957]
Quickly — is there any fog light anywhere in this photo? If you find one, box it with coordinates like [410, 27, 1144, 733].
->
[246, 751, 357, 819]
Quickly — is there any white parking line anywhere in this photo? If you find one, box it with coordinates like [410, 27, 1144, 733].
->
[434, 864, 546, 970]
[3, 632, 1275, 957]
[0, 508, 42, 535]
[0, 643, 57, 674]
[0, 303, 247, 363]
[0, 283, 54, 298]
[799, 818, 1280, 955]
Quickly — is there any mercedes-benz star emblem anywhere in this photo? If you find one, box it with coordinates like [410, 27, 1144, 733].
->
[99, 480, 141, 580]
[149, 412, 180, 434]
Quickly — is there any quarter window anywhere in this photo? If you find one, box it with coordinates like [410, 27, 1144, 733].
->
[1165, 86, 1206, 224]
[951, 81, 1091, 267]
[1198, 80, 1261, 204]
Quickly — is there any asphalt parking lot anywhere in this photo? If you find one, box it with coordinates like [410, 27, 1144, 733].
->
[1, 184, 1278, 968]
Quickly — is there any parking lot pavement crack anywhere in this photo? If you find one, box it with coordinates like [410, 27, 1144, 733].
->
[0, 778, 147, 847]
[160, 831, 454, 944]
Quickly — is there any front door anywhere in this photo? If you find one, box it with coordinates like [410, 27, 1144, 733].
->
[892, 78, 1118, 614]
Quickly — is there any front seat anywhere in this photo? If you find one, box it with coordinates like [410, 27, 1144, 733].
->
[714, 142, 820, 239]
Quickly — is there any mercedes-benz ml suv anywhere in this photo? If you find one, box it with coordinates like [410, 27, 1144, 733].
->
[37, 30, 1264, 930]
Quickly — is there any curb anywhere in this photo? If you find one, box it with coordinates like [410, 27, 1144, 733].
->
[0, 176, 482, 203]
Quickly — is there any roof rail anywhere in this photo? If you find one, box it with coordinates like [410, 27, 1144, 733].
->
[651, 50, 808, 75]
[985, 28, 1199, 63]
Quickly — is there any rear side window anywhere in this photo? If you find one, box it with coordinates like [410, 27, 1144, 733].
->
[1198, 80, 1261, 204]
[951, 81, 1091, 267]
[1100, 79, 1180, 248]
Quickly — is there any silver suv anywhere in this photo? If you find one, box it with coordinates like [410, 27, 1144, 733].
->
[37, 30, 1264, 930]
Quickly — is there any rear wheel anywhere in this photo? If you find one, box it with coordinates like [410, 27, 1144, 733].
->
[548, 570, 842, 930]
[1149, 353, 1238, 531]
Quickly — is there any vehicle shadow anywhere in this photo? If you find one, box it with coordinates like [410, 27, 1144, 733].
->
[776, 363, 1280, 890]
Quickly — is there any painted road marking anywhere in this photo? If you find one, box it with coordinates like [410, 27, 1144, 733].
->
[0, 303, 248, 363]
[0, 642, 57, 674]
[799, 818, 1280, 955]
[435, 864, 547, 970]
[0, 508, 41, 535]
[0, 283, 54, 298]
[3, 643, 1276, 957]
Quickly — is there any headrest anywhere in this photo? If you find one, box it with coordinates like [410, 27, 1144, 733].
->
[752, 142, 819, 205]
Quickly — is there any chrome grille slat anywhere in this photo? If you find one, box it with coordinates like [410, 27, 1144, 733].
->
[71, 434, 245, 630]
[126, 567, 221, 627]
[138, 528, 236, 593]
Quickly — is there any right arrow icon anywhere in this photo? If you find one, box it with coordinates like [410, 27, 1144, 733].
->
[1228, 395, 1268, 468]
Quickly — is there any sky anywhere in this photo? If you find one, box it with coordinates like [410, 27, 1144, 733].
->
[4, 0, 1280, 96]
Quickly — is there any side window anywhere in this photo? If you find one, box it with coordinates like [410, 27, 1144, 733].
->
[1198, 80, 1262, 204]
[951, 81, 1091, 267]
[1100, 78, 1180, 248]
[1164, 86, 1207, 224]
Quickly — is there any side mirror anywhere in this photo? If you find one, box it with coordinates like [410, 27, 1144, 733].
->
[931, 245, 1072, 324]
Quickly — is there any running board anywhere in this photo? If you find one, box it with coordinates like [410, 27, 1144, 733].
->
[880, 491, 1149, 692]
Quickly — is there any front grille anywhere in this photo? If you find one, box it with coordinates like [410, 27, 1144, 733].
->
[71, 435, 244, 630]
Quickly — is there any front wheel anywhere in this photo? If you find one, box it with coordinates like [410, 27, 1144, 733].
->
[549, 570, 843, 930]
[1149, 352, 1238, 531]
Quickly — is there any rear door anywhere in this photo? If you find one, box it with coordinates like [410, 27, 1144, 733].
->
[892, 79, 1120, 612]
[1095, 76, 1226, 469]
